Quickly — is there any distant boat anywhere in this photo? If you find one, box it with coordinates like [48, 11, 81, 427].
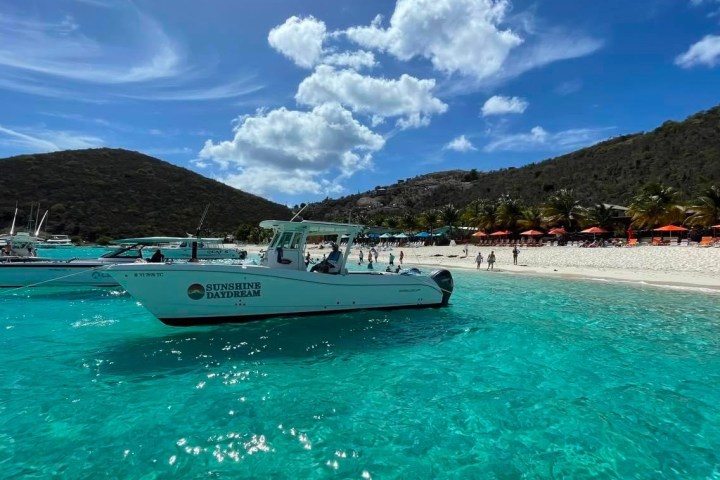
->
[108, 219, 454, 326]
[37, 235, 75, 249]
[112, 236, 247, 260]
[0, 243, 147, 288]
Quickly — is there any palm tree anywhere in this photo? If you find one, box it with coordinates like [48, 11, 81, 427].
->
[517, 206, 544, 231]
[421, 209, 440, 236]
[385, 216, 399, 230]
[461, 199, 482, 227]
[686, 185, 720, 227]
[401, 212, 419, 233]
[584, 204, 617, 232]
[627, 183, 684, 228]
[474, 199, 499, 232]
[496, 194, 524, 232]
[542, 189, 585, 230]
[439, 203, 460, 239]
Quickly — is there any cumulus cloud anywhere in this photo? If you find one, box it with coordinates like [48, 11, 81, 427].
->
[296, 65, 447, 128]
[484, 125, 612, 152]
[345, 0, 522, 80]
[444, 135, 476, 152]
[481, 95, 528, 116]
[198, 103, 384, 196]
[267, 16, 327, 68]
[675, 35, 720, 68]
[322, 50, 377, 70]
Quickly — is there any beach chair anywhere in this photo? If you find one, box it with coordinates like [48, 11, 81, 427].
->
[698, 236, 714, 247]
[651, 237, 663, 246]
[625, 238, 638, 247]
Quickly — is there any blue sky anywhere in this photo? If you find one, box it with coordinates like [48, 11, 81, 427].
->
[1, 0, 719, 207]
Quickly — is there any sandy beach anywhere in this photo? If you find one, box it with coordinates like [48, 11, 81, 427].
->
[244, 243, 720, 292]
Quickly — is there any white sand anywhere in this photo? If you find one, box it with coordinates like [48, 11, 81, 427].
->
[371, 244, 720, 291]
[243, 243, 720, 291]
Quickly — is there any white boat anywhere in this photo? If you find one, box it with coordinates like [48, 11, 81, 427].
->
[0, 231, 40, 258]
[37, 235, 74, 249]
[113, 236, 247, 260]
[0, 244, 147, 288]
[107, 220, 454, 326]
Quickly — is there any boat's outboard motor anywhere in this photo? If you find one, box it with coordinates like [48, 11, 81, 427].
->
[430, 269, 454, 305]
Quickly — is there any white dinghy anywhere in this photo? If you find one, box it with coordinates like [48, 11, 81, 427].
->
[108, 220, 454, 326]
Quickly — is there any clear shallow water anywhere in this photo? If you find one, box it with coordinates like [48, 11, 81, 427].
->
[1, 249, 720, 478]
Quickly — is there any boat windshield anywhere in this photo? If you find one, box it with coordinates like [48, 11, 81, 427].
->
[101, 244, 143, 259]
[270, 232, 303, 249]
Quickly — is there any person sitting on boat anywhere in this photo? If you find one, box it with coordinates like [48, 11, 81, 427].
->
[149, 249, 165, 263]
[311, 243, 341, 274]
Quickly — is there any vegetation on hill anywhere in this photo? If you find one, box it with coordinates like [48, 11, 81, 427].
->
[0, 148, 292, 241]
[305, 105, 720, 229]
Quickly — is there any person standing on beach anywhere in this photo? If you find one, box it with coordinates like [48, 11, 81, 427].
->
[475, 252, 483, 269]
[389, 252, 395, 265]
[359, 249, 364, 264]
[487, 251, 496, 271]
[399, 250, 404, 264]
[512, 246, 519, 265]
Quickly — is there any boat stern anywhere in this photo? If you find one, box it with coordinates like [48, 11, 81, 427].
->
[430, 269, 454, 305]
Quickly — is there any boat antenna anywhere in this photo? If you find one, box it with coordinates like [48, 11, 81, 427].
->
[196, 203, 210, 238]
[9, 203, 18, 235]
[290, 203, 308, 222]
[34, 210, 49, 237]
[34, 203, 41, 233]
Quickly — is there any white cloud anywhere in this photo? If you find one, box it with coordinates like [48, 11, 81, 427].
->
[444, 135, 476, 152]
[0, 124, 104, 152]
[675, 35, 720, 68]
[296, 65, 447, 128]
[345, 0, 523, 80]
[198, 103, 384, 196]
[0, 10, 181, 84]
[322, 50, 377, 70]
[484, 125, 613, 152]
[119, 77, 264, 101]
[268, 16, 326, 68]
[481, 95, 528, 116]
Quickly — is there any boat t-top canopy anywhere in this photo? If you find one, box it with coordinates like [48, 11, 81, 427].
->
[259, 220, 364, 237]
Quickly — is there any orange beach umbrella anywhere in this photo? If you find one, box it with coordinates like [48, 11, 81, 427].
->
[654, 224, 688, 239]
[653, 225, 688, 232]
[548, 227, 567, 235]
[580, 227, 607, 234]
[490, 230, 512, 236]
[471, 231, 488, 237]
[520, 229, 544, 236]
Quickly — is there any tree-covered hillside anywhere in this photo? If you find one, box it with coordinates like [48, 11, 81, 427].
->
[0, 148, 292, 241]
[306, 105, 720, 222]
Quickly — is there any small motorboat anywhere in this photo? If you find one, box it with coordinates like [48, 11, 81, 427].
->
[0, 244, 147, 288]
[108, 220, 454, 326]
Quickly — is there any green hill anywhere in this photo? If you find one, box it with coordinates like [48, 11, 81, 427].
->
[0, 148, 292, 241]
[305, 105, 720, 221]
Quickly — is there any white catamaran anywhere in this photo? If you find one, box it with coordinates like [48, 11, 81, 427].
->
[108, 220, 454, 326]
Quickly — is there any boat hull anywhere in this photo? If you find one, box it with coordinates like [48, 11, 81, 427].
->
[0, 262, 116, 287]
[108, 263, 452, 326]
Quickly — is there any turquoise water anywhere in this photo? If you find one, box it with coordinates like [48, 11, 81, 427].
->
[2, 249, 720, 478]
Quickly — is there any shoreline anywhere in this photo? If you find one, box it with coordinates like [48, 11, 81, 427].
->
[245, 243, 720, 293]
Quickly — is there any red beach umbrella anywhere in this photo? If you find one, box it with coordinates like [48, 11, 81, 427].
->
[580, 227, 607, 234]
[548, 227, 567, 235]
[653, 225, 688, 232]
[471, 231, 487, 237]
[519, 229, 544, 236]
[653, 224, 688, 240]
[490, 230, 511, 236]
